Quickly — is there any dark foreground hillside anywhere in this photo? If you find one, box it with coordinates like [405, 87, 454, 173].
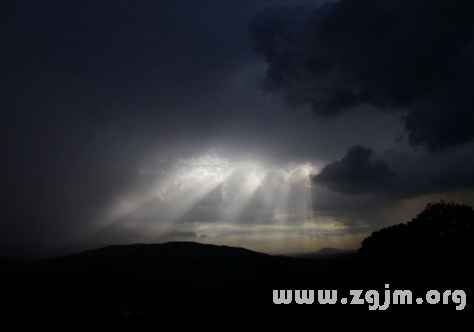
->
[0, 202, 472, 326]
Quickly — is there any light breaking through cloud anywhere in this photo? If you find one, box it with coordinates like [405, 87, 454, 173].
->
[2, 0, 474, 258]
[87, 151, 364, 253]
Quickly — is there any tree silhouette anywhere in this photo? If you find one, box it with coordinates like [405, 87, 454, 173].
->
[359, 201, 474, 263]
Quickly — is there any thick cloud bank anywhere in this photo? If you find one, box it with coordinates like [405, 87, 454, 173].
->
[250, 0, 474, 150]
[312, 145, 394, 194]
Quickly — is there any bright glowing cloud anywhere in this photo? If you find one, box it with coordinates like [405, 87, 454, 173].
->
[86, 151, 367, 253]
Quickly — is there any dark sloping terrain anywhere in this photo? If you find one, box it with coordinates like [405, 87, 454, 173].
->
[0, 257, 28, 278]
[291, 247, 357, 259]
[1, 202, 473, 326]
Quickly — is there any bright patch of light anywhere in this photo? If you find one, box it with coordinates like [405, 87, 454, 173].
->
[99, 151, 321, 238]
[176, 152, 233, 184]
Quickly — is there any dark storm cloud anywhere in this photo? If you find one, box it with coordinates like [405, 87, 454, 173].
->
[1, 0, 326, 253]
[312, 145, 395, 194]
[250, 0, 474, 150]
[0, 0, 251, 247]
[2, 0, 474, 256]
[309, 143, 474, 231]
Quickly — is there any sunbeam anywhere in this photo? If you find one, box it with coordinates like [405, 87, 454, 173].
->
[95, 151, 323, 245]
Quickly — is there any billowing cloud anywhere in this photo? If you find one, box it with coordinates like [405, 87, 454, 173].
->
[312, 145, 395, 194]
[250, 0, 474, 150]
[312, 143, 474, 199]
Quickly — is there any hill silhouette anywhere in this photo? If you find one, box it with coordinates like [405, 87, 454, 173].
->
[0, 202, 472, 326]
[0, 256, 27, 278]
[290, 247, 356, 259]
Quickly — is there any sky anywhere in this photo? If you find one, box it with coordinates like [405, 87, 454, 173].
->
[2, 0, 474, 258]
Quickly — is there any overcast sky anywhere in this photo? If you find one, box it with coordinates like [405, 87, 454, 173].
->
[2, 0, 474, 258]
